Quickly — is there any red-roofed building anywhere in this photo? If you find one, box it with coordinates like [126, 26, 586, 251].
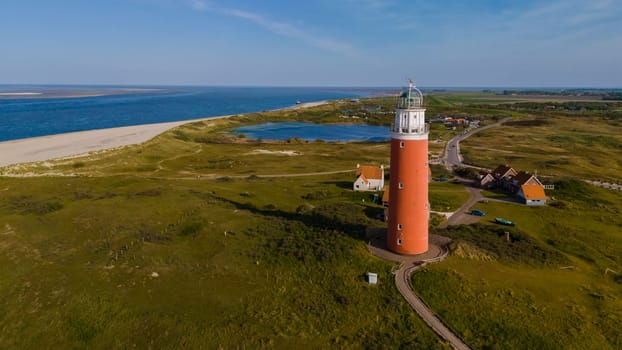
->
[382, 187, 390, 206]
[353, 164, 385, 191]
[518, 184, 547, 205]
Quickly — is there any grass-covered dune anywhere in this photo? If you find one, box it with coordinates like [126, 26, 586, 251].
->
[0, 174, 450, 349]
[0, 99, 456, 349]
[414, 179, 622, 350]
[2, 94, 622, 349]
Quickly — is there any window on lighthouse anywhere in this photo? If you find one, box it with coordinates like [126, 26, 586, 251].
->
[397, 223, 402, 230]
[397, 238, 403, 246]
[400, 141, 405, 148]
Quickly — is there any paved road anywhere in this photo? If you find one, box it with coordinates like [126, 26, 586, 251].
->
[444, 118, 512, 170]
[439, 185, 483, 228]
[439, 117, 514, 227]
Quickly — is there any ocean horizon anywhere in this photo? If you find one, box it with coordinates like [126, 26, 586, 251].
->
[0, 86, 386, 142]
[2, 84, 620, 143]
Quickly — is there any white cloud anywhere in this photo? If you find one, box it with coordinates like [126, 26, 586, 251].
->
[189, 0, 209, 11]
[186, 2, 358, 56]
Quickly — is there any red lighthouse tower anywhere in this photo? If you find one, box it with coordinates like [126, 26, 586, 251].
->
[387, 81, 429, 255]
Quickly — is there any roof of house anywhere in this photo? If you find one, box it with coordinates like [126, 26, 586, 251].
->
[492, 164, 515, 179]
[512, 171, 540, 186]
[520, 184, 547, 200]
[382, 188, 390, 203]
[356, 165, 383, 180]
[479, 173, 495, 184]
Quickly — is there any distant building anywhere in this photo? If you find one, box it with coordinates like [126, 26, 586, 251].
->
[477, 171, 496, 189]
[382, 188, 390, 207]
[507, 171, 543, 193]
[443, 117, 469, 127]
[518, 184, 547, 205]
[492, 164, 517, 180]
[477, 164, 547, 205]
[353, 164, 385, 191]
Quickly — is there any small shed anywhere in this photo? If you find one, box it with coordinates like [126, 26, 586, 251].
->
[366, 272, 378, 285]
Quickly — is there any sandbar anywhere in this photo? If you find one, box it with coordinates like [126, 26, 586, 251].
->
[0, 88, 164, 100]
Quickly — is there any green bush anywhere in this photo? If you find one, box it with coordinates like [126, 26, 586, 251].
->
[179, 222, 203, 236]
[437, 224, 569, 266]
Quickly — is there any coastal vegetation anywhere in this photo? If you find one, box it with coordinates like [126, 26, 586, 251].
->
[414, 179, 622, 349]
[2, 93, 622, 349]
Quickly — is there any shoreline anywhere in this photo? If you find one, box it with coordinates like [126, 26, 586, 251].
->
[0, 101, 327, 168]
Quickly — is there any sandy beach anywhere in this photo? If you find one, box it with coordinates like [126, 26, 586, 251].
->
[0, 101, 327, 168]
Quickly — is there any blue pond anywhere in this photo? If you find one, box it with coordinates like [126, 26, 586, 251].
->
[233, 122, 390, 142]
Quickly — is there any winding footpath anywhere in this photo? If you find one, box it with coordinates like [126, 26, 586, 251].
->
[396, 262, 470, 350]
[368, 237, 470, 350]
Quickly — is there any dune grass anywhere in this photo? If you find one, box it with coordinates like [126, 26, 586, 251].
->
[0, 174, 448, 349]
[429, 181, 471, 212]
[0, 98, 456, 348]
[413, 178, 622, 349]
[3, 94, 622, 349]
[460, 115, 622, 181]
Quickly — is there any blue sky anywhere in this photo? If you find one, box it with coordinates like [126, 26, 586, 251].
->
[1, 0, 621, 87]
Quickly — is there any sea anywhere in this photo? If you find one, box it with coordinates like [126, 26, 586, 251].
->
[0, 85, 392, 142]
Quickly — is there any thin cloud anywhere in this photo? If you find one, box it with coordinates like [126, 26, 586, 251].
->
[517, 0, 620, 26]
[190, 0, 209, 11]
[188, 2, 358, 56]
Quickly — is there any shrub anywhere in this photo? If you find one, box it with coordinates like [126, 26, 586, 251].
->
[135, 189, 161, 197]
[251, 218, 353, 264]
[295, 203, 314, 215]
[9, 196, 64, 215]
[179, 222, 203, 236]
[302, 190, 329, 200]
[437, 224, 569, 266]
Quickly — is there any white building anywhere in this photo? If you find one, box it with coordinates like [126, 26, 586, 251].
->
[353, 164, 385, 191]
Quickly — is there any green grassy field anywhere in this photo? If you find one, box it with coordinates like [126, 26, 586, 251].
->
[413, 179, 622, 349]
[0, 101, 455, 349]
[0, 174, 450, 349]
[429, 181, 470, 212]
[460, 115, 622, 181]
[2, 95, 622, 349]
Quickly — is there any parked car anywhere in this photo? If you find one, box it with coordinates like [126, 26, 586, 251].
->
[495, 217, 516, 226]
[471, 209, 486, 216]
